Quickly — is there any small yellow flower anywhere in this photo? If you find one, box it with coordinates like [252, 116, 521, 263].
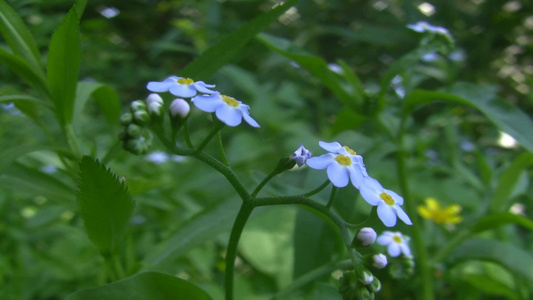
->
[417, 197, 462, 225]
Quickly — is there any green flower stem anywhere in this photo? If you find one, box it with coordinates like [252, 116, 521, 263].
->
[217, 131, 229, 166]
[344, 206, 376, 228]
[183, 118, 194, 149]
[251, 169, 279, 198]
[224, 202, 254, 300]
[302, 180, 330, 197]
[396, 148, 433, 299]
[325, 186, 338, 210]
[112, 254, 126, 280]
[196, 120, 224, 153]
[430, 230, 471, 264]
[65, 124, 81, 158]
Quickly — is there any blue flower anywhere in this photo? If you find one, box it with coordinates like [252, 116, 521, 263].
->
[407, 21, 449, 35]
[306, 141, 367, 188]
[147, 76, 217, 98]
[292, 145, 312, 167]
[192, 93, 260, 128]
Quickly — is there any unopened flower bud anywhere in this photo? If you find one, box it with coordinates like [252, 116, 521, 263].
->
[126, 124, 142, 137]
[291, 145, 311, 167]
[146, 93, 163, 105]
[120, 112, 133, 125]
[169, 98, 190, 118]
[356, 286, 373, 300]
[368, 277, 381, 293]
[359, 270, 374, 285]
[130, 100, 146, 112]
[356, 227, 377, 246]
[147, 101, 163, 116]
[372, 254, 388, 269]
[133, 110, 151, 124]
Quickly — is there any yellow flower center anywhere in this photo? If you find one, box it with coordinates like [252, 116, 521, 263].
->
[343, 146, 356, 155]
[177, 78, 194, 85]
[222, 95, 239, 107]
[335, 154, 352, 166]
[393, 235, 402, 243]
[380, 192, 395, 205]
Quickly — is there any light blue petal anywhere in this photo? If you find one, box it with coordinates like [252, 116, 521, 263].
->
[169, 84, 197, 98]
[194, 82, 217, 94]
[306, 154, 335, 169]
[349, 167, 364, 189]
[319, 141, 343, 153]
[362, 177, 384, 193]
[359, 181, 381, 206]
[388, 243, 401, 257]
[386, 189, 404, 205]
[147, 81, 174, 92]
[399, 243, 411, 257]
[241, 110, 260, 128]
[395, 205, 412, 225]
[376, 233, 393, 246]
[377, 203, 397, 227]
[327, 163, 349, 187]
[192, 94, 223, 112]
[354, 156, 369, 176]
[216, 104, 242, 127]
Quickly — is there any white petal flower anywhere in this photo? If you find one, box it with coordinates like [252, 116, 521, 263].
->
[191, 93, 260, 128]
[377, 231, 411, 257]
[306, 141, 367, 188]
[147, 76, 217, 98]
[359, 177, 412, 227]
[372, 254, 388, 269]
[292, 145, 312, 167]
[169, 98, 190, 118]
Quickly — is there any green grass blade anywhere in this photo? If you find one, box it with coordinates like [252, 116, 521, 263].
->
[0, 0, 44, 77]
[47, 6, 81, 126]
[77, 156, 134, 255]
[180, 0, 298, 80]
[73, 82, 121, 131]
[0, 47, 48, 93]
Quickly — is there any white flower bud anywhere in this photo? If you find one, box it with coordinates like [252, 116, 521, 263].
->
[170, 98, 190, 118]
[372, 254, 388, 269]
[359, 270, 374, 285]
[147, 101, 163, 116]
[146, 93, 163, 105]
[357, 227, 377, 246]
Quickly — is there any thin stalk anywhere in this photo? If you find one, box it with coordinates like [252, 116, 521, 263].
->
[251, 171, 278, 198]
[183, 118, 193, 149]
[302, 180, 330, 197]
[325, 186, 338, 210]
[225, 203, 254, 300]
[430, 230, 471, 264]
[217, 131, 229, 166]
[196, 121, 224, 153]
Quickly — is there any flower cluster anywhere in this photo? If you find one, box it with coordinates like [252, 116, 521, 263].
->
[119, 97, 155, 155]
[302, 141, 412, 228]
[146, 76, 260, 128]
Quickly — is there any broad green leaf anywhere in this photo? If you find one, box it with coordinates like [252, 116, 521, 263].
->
[462, 273, 517, 299]
[47, 6, 81, 126]
[78, 156, 134, 255]
[144, 198, 239, 270]
[405, 83, 533, 152]
[0, 48, 47, 92]
[470, 212, 533, 234]
[0, 94, 49, 107]
[73, 82, 121, 131]
[0, 162, 75, 203]
[66, 271, 212, 300]
[489, 152, 533, 212]
[0, 0, 43, 77]
[449, 238, 533, 283]
[293, 209, 343, 280]
[180, 0, 298, 80]
[75, 0, 88, 18]
[257, 33, 358, 111]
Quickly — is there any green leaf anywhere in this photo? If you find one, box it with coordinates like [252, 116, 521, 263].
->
[257, 33, 358, 110]
[0, 0, 44, 77]
[73, 82, 121, 131]
[293, 209, 343, 280]
[0, 94, 49, 107]
[47, 6, 81, 126]
[462, 273, 518, 299]
[449, 238, 533, 283]
[66, 271, 212, 300]
[0, 48, 47, 92]
[0, 145, 69, 173]
[470, 212, 533, 234]
[75, 0, 88, 18]
[489, 152, 533, 212]
[180, 0, 298, 79]
[77, 156, 134, 255]
[144, 198, 239, 270]
[405, 83, 533, 152]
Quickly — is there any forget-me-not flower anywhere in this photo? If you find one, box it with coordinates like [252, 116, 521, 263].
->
[359, 177, 412, 227]
[292, 145, 312, 167]
[407, 21, 449, 35]
[147, 76, 217, 98]
[306, 141, 367, 188]
[191, 93, 260, 127]
[377, 231, 411, 257]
